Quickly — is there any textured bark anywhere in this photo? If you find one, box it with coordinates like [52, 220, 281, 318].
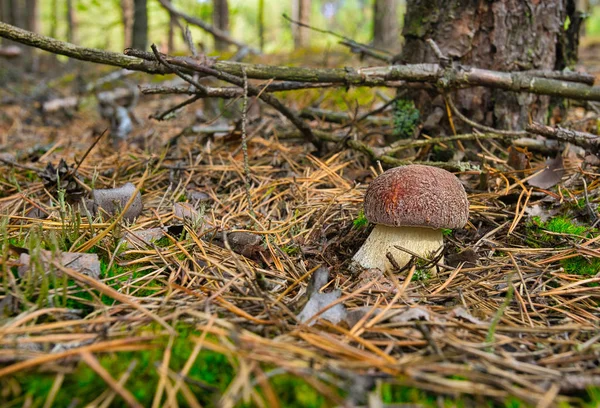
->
[212, 0, 229, 51]
[373, 0, 398, 50]
[292, 0, 310, 48]
[397, 0, 580, 132]
[131, 0, 147, 51]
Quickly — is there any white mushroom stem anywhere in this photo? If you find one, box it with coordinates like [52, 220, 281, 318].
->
[352, 224, 444, 272]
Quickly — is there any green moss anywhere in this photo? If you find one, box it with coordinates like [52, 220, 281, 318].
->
[267, 375, 326, 408]
[561, 256, 600, 276]
[392, 99, 420, 140]
[544, 217, 589, 236]
[525, 216, 599, 276]
[14, 326, 234, 407]
[353, 210, 368, 229]
[9, 322, 339, 407]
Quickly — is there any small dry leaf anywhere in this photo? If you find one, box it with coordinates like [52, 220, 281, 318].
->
[449, 307, 485, 325]
[389, 306, 430, 323]
[91, 182, 142, 222]
[173, 202, 201, 223]
[187, 190, 211, 202]
[344, 306, 385, 328]
[445, 248, 478, 267]
[527, 156, 565, 189]
[122, 228, 166, 247]
[507, 145, 531, 176]
[18, 250, 100, 280]
[297, 267, 347, 326]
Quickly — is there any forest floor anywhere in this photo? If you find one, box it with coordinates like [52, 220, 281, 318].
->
[1, 44, 600, 408]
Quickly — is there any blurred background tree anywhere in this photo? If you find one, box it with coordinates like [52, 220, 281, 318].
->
[3, 0, 600, 61]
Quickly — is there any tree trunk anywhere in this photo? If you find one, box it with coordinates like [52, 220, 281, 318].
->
[1, 0, 36, 66]
[258, 0, 265, 52]
[292, 0, 310, 49]
[66, 0, 76, 43]
[131, 0, 148, 50]
[373, 0, 398, 50]
[121, 0, 133, 48]
[49, 0, 58, 39]
[397, 0, 580, 133]
[212, 0, 229, 51]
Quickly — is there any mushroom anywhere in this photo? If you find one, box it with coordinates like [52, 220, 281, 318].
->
[352, 164, 469, 272]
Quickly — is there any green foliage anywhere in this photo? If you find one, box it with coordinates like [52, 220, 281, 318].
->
[392, 99, 420, 139]
[353, 210, 368, 229]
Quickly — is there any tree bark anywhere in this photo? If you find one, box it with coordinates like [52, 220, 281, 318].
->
[131, 0, 148, 51]
[121, 0, 133, 48]
[1, 0, 36, 65]
[212, 0, 229, 51]
[292, 0, 310, 48]
[397, 0, 580, 133]
[373, 0, 398, 50]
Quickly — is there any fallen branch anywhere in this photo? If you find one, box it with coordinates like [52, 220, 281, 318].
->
[526, 122, 600, 154]
[147, 44, 321, 151]
[2, 22, 599, 103]
[280, 129, 478, 172]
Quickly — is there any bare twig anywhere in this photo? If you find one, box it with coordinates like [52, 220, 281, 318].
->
[282, 13, 392, 62]
[157, 0, 259, 54]
[241, 67, 255, 217]
[526, 122, 600, 154]
[444, 93, 528, 136]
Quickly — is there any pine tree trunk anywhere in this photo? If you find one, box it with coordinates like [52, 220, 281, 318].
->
[212, 0, 229, 51]
[131, 0, 147, 51]
[292, 0, 310, 49]
[373, 0, 398, 50]
[397, 0, 580, 133]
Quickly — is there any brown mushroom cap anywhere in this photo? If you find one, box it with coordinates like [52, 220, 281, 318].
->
[364, 165, 469, 229]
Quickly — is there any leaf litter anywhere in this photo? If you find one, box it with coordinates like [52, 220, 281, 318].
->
[0, 65, 600, 407]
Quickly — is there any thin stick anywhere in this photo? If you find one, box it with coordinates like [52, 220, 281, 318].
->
[241, 66, 255, 217]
